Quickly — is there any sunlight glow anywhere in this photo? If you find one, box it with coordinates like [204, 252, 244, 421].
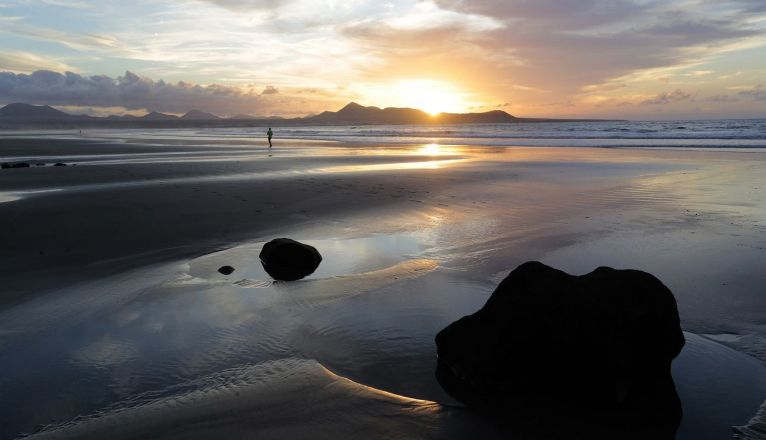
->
[395, 80, 469, 115]
[415, 143, 462, 157]
[319, 158, 465, 173]
[418, 143, 443, 155]
[361, 79, 473, 115]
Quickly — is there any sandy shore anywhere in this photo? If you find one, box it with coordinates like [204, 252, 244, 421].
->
[1, 133, 766, 439]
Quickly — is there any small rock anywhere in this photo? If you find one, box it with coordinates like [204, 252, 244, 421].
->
[53, 163, 67, 167]
[259, 238, 322, 281]
[218, 265, 235, 275]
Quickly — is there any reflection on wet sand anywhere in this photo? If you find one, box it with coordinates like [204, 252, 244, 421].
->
[317, 158, 467, 173]
[20, 358, 461, 440]
[2, 136, 766, 439]
[0, 192, 20, 203]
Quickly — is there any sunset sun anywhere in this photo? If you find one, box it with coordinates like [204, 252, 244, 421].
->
[364, 79, 472, 115]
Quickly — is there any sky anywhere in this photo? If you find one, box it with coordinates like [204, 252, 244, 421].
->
[0, 0, 765, 119]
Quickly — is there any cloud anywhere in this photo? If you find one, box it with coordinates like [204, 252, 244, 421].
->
[683, 70, 714, 77]
[413, 0, 766, 97]
[261, 85, 279, 94]
[0, 51, 78, 74]
[1, 0, 764, 118]
[0, 70, 272, 115]
[738, 84, 766, 101]
[641, 89, 693, 105]
[39, 0, 91, 8]
[434, 0, 648, 30]
[4, 23, 123, 52]
[201, 0, 291, 11]
[704, 94, 739, 102]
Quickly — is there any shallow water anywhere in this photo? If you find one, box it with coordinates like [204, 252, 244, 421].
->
[0, 233, 470, 438]
[3, 229, 766, 440]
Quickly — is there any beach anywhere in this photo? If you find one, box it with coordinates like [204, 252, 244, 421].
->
[1, 130, 766, 439]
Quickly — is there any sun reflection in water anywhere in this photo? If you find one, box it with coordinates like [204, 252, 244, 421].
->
[418, 143, 443, 156]
[316, 158, 464, 173]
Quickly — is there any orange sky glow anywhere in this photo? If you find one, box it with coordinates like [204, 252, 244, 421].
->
[0, 0, 765, 119]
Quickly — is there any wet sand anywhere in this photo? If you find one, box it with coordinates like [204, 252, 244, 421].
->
[1, 133, 766, 439]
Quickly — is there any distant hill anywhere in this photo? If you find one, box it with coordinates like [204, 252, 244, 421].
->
[0, 101, 616, 128]
[0, 103, 77, 119]
[228, 114, 283, 120]
[142, 111, 179, 121]
[304, 102, 517, 125]
[181, 109, 220, 120]
[307, 102, 429, 124]
[436, 109, 517, 124]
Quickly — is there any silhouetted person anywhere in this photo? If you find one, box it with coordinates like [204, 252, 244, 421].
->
[267, 127, 273, 147]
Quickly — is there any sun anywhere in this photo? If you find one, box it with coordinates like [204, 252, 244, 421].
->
[362, 79, 472, 115]
[394, 80, 470, 115]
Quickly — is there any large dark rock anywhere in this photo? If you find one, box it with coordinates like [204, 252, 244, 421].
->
[435, 261, 684, 438]
[259, 238, 322, 281]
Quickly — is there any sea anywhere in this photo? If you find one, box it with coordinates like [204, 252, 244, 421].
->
[4, 119, 765, 150]
[196, 119, 766, 149]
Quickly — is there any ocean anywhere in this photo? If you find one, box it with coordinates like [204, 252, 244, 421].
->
[197, 119, 766, 148]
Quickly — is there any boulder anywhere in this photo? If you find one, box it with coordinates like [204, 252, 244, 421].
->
[53, 162, 67, 167]
[435, 261, 684, 438]
[218, 265, 235, 275]
[259, 238, 322, 281]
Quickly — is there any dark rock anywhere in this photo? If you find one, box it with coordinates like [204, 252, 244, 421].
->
[1, 162, 30, 169]
[435, 261, 684, 438]
[53, 162, 67, 167]
[259, 238, 322, 281]
[218, 265, 235, 275]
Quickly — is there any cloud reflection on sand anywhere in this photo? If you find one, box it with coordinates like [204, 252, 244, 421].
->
[0, 192, 20, 203]
[0, 188, 62, 204]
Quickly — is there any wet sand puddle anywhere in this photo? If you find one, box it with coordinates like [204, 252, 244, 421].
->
[4, 228, 766, 440]
[0, 231, 494, 439]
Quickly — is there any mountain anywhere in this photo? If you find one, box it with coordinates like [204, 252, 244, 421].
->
[436, 110, 518, 124]
[229, 114, 256, 119]
[0, 103, 76, 119]
[180, 109, 220, 120]
[0, 102, 609, 128]
[142, 111, 179, 121]
[305, 102, 518, 125]
[307, 102, 431, 125]
[229, 114, 283, 120]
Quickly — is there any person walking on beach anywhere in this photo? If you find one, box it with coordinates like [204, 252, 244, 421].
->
[267, 127, 273, 148]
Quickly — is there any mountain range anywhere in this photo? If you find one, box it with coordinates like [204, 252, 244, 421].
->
[0, 102, 609, 128]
